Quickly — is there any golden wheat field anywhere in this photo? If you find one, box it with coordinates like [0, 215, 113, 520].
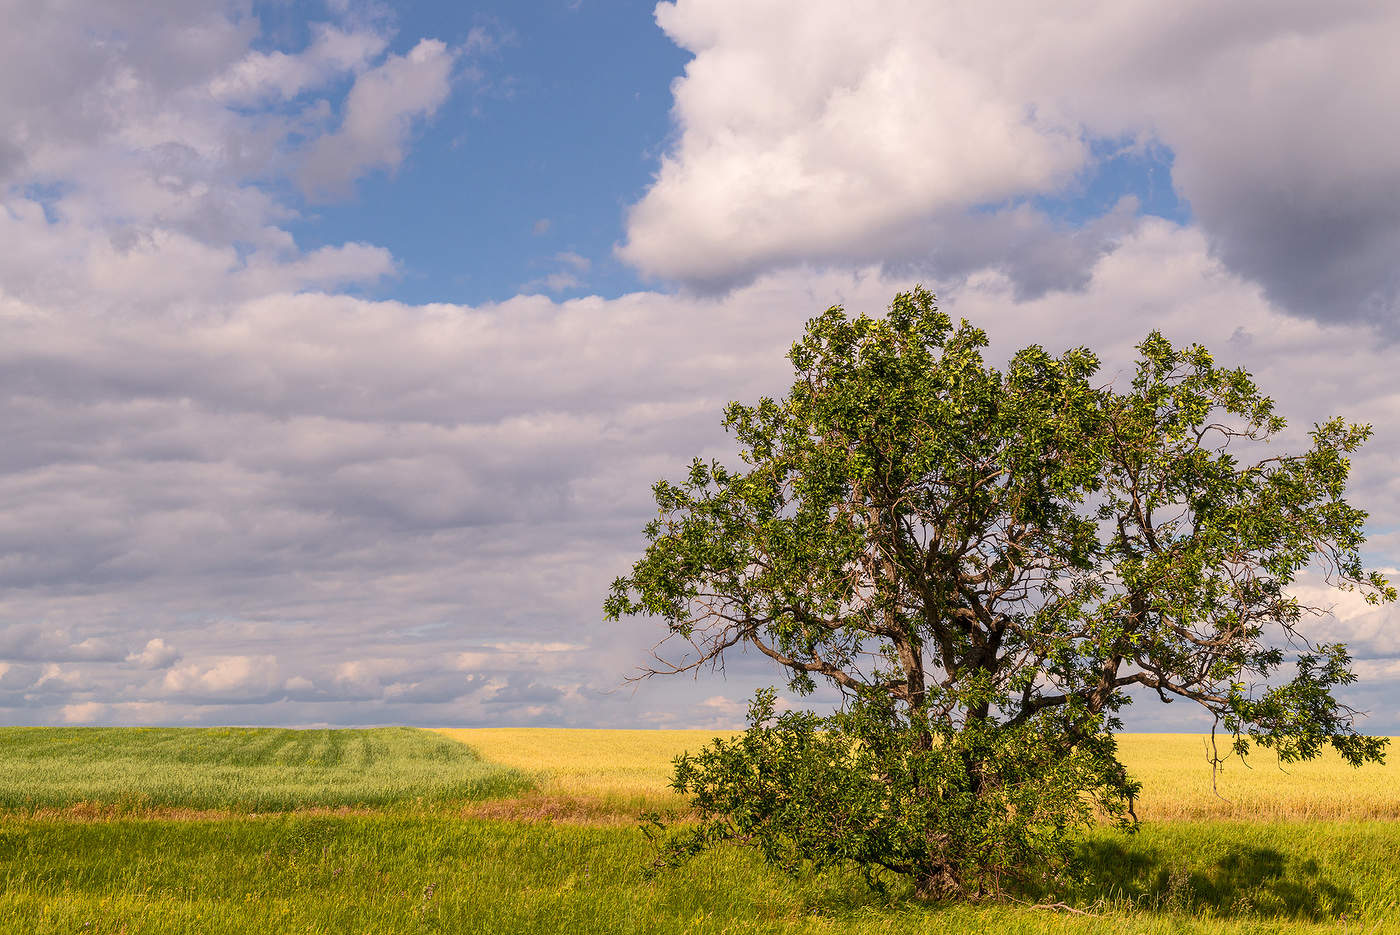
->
[435, 728, 1400, 822]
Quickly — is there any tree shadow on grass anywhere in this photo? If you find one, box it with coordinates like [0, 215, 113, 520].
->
[1070, 837, 1353, 921]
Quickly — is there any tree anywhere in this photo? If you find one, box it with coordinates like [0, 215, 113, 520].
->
[604, 288, 1393, 899]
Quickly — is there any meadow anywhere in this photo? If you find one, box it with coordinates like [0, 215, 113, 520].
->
[1, 727, 1398, 933]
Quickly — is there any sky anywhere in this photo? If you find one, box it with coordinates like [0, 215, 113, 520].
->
[2, 0, 1399, 733]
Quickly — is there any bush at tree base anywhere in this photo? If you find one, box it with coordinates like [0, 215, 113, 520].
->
[647, 689, 1137, 898]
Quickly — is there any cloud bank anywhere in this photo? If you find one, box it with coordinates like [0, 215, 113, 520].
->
[1, 1, 1395, 730]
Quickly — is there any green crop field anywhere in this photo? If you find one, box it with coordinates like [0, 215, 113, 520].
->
[1, 728, 1398, 934]
[0, 726, 527, 814]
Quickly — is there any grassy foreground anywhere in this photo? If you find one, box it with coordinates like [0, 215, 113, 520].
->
[0, 726, 527, 813]
[4, 814, 1398, 933]
[1, 728, 1398, 933]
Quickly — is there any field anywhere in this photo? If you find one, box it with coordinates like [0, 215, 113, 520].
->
[0, 727, 526, 814]
[435, 729, 1400, 821]
[1, 728, 1398, 933]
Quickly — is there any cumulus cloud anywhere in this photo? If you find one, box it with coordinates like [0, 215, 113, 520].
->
[127, 638, 181, 669]
[621, 0, 1088, 290]
[0, 0, 470, 294]
[161, 655, 284, 702]
[623, 0, 1400, 325]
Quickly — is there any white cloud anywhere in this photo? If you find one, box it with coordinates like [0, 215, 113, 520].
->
[61, 702, 107, 724]
[60, 700, 182, 725]
[0, 2, 465, 319]
[284, 675, 314, 693]
[490, 641, 585, 653]
[623, 0, 1400, 324]
[210, 22, 390, 103]
[161, 656, 282, 700]
[127, 638, 181, 669]
[300, 39, 458, 198]
[689, 693, 794, 730]
[1354, 658, 1400, 681]
[554, 252, 591, 273]
[621, 0, 1085, 290]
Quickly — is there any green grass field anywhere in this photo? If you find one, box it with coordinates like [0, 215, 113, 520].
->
[0, 726, 527, 813]
[1, 728, 1398, 933]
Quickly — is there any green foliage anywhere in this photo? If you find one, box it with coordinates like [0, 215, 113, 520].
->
[607, 288, 1392, 898]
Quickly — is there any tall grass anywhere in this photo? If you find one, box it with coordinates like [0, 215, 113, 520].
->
[2, 814, 1397, 933]
[0, 726, 527, 813]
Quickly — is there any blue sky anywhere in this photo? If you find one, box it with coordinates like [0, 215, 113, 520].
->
[279, 0, 691, 305]
[1, 0, 1399, 732]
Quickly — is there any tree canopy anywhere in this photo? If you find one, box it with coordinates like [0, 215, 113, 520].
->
[605, 288, 1392, 898]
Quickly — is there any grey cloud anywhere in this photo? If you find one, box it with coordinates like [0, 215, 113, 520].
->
[0, 626, 126, 663]
[1188, 182, 1400, 330]
[899, 200, 1138, 303]
[480, 675, 565, 707]
[0, 260, 902, 725]
[1073, 1, 1400, 329]
[0, 664, 43, 691]
[3, 231, 1399, 730]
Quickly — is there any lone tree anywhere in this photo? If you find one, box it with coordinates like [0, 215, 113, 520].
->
[604, 288, 1392, 899]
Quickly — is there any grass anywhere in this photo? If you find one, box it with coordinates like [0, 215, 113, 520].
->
[2, 727, 1399, 933]
[0, 726, 527, 814]
[3, 814, 1398, 933]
